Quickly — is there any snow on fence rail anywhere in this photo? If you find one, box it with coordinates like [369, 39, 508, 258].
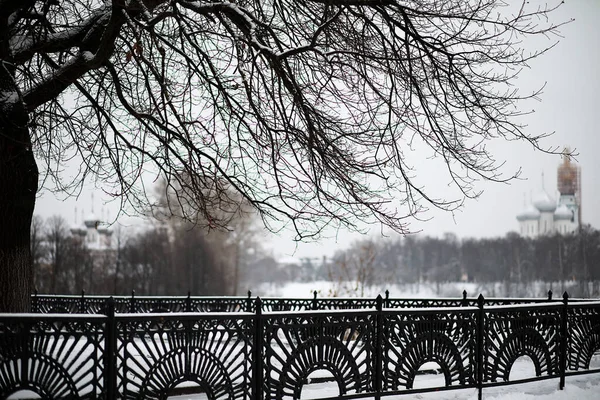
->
[1, 293, 599, 399]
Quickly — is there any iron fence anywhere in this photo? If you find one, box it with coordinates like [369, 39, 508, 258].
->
[1, 293, 599, 399]
[29, 289, 589, 315]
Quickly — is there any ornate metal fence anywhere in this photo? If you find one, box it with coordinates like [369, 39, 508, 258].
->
[1, 293, 600, 399]
[29, 289, 587, 315]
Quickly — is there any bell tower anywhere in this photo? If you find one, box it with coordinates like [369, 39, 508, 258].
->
[556, 147, 581, 231]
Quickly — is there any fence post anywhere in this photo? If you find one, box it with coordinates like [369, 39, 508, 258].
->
[559, 291, 569, 390]
[548, 289, 553, 301]
[80, 290, 86, 313]
[462, 290, 468, 306]
[476, 294, 485, 400]
[246, 290, 252, 312]
[253, 297, 264, 400]
[384, 290, 390, 308]
[375, 294, 383, 400]
[32, 289, 38, 313]
[186, 291, 192, 312]
[104, 297, 117, 399]
[129, 290, 136, 313]
[312, 290, 318, 310]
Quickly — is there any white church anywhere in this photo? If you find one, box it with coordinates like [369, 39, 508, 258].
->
[516, 152, 581, 238]
[70, 210, 114, 251]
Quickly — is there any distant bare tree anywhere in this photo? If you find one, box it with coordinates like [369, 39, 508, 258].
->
[329, 240, 379, 297]
[1, 0, 570, 310]
[30, 215, 46, 292]
[112, 224, 126, 294]
[45, 216, 69, 293]
[226, 211, 263, 295]
[119, 226, 170, 294]
[40, 215, 91, 293]
[150, 177, 257, 295]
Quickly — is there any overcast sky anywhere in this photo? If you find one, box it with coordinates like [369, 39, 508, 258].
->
[35, 1, 600, 261]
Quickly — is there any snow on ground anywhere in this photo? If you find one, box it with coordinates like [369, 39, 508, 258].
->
[167, 358, 600, 400]
[297, 375, 600, 400]
[254, 280, 593, 300]
[168, 374, 600, 400]
[255, 281, 480, 299]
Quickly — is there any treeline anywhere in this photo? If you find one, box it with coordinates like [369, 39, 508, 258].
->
[315, 227, 600, 298]
[30, 213, 263, 296]
[32, 209, 600, 298]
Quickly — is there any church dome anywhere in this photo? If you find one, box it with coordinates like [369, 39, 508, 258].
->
[97, 225, 113, 235]
[554, 204, 572, 221]
[84, 213, 100, 228]
[70, 224, 87, 236]
[533, 191, 556, 213]
[517, 204, 540, 221]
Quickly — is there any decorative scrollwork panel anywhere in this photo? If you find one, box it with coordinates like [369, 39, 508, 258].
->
[0, 315, 106, 399]
[386, 299, 465, 309]
[383, 309, 476, 391]
[263, 311, 375, 399]
[116, 314, 253, 400]
[567, 305, 600, 370]
[261, 298, 314, 312]
[484, 307, 560, 382]
[33, 295, 84, 314]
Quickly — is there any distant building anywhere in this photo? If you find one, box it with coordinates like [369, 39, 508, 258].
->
[70, 212, 114, 251]
[516, 150, 581, 238]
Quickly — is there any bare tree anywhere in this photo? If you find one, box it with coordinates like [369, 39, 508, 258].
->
[1, 0, 569, 310]
[329, 239, 378, 297]
[45, 216, 68, 293]
[224, 209, 263, 295]
[151, 176, 258, 295]
[41, 214, 91, 293]
[119, 226, 170, 294]
[112, 224, 126, 293]
[30, 215, 46, 292]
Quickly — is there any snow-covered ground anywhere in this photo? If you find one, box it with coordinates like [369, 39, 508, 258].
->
[254, 280, 501, 299]
[12, 371, 599, 400]
[254, 280, 595, 300]
[254, 280, 465, 298]
[292, 374, 600, 400]
[168, 369, 600, 400]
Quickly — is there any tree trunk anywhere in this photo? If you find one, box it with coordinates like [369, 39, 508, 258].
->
[0, 74, 38, 312]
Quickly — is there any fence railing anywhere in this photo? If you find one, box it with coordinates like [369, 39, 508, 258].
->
[29, 289, 589, 315]
[1, 293, 599, 399]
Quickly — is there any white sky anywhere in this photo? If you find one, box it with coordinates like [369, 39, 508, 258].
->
[36, 1, 600, 261]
